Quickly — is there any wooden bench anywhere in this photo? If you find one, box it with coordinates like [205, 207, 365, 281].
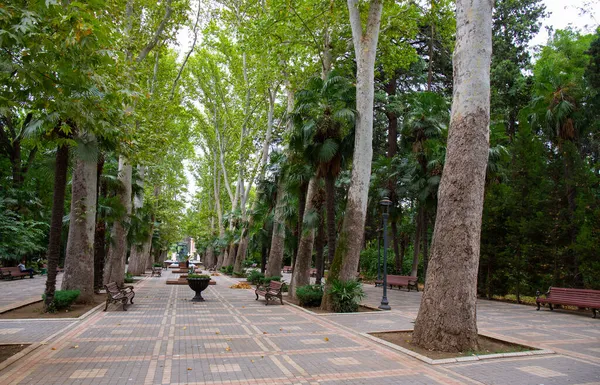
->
[255, 281, 284, 305]
[104, 282, 135, 311]
[375, 275, 418, 292]
[536, 287, 600, 318]
[0, 267, 32, 280]
[151, 266, 162, 277]
[282, 266, 292, 273]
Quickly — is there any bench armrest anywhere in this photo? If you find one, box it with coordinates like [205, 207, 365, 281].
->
[119, 285, 134, 293]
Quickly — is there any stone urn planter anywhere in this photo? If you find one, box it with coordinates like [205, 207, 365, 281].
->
[187, 275, 211, 302]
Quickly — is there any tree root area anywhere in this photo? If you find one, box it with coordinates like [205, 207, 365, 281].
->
[370, 331, 536, 360]
[0, 344, 30, 363]
[0, 294, 106, 319]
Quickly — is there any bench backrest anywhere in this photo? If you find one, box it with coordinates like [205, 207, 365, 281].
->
[105, 282, 120, 294]
[1, 267, 25, 274]
[548, 287, 600, 302]
[387, 275, 417, 282]
[268, 281, 284, 291]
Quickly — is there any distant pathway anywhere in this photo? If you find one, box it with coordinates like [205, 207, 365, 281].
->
[0, 270, 597, 384]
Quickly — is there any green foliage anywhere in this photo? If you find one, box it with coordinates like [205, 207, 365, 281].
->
[246, 270, 264, 285]
[42, 290, 80, 312]
[295, 284, 323, 307]
[327, 279, 365, 313]
[232, 271, 246, 278]
[153, 263, 162, 267]
[187, 274, 210, 279]
[124, 272, 134, 284]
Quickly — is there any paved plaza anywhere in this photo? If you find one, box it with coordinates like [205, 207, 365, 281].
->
[0, 272, 598, 384]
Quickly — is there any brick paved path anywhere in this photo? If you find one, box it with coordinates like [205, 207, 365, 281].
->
[0, 272, 598, 384]
[0, 274, 63, 313]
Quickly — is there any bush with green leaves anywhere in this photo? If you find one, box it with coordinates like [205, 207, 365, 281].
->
[187, 274, 210, 279]
[260, 276, 281, 285]
[124, 272, 134, 283]
[42, 290, 80, 312]
[296, 284, 323, 307]
[232, 271, 246, 278]
[328, 279, 365, 313]
[153, 263, 162, 267]
[246, 270, 264, 285]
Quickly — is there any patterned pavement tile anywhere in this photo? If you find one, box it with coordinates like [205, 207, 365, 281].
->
[0, 271, 598, 385]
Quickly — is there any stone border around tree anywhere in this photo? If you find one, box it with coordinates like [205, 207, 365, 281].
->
[361, 330, 555, 365]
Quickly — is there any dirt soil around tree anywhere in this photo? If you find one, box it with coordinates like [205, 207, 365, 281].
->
[369, 331, 536, 360]
[0, 294, 107, 319]
[0, 344, 30, 363]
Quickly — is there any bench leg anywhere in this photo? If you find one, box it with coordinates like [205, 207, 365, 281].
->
[593, 309, 597, 318]
[536, 302, 540, 311]
[104, 300, 109, 312]
[255, 292, 259, 301]
[279, 295, 283, 305]
[122, 298, 128, 311]
[130, 293, 135, 304]
[549, 303, 553, 311]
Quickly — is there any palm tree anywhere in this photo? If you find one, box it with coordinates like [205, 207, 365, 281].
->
[290, 71, 355, 265]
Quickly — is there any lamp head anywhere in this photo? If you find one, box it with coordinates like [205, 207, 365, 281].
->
[380, 197, 392, 214]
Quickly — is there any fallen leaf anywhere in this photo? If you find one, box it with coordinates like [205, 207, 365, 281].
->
[215, 332, 220, 335]
[251, 360, 254, 363]
[187, 368, 192, 371]
[263, 332, 267, 334]
[51, 348, 56, 350]
[324, 337, 329, 342]
[71, 345, 79, 349]
[225, 347, 231, 352]
[279, 328, 283, 331]
[183, 327, 187, 330]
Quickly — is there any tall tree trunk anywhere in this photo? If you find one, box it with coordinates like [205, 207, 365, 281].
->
[44, 143, 69, 311]
[325, 174, 336, 264]
[422, 211, 429, 283]
[290, 177, 318, 297]
[413, 0, 492, 352]
[233, 86, 277, 272]
[324, 0, 383, 311]
[128, 166, 149, 276]
[93, 154, 106, 293]
[399, 232, 407, 274]
[410, 206, 423, 278]
[314, 204, 326, 285]
[266, 181, 287, 277]
[62, 134, 98, 303]
[103, 156, 133, 287]
[391, 220, 401, 273]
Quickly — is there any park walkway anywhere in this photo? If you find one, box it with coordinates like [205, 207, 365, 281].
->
[0, 272, 598, 384]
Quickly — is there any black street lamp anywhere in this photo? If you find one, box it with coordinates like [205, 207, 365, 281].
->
[379, 197, 392, 311]
[376, 227, 382, 286]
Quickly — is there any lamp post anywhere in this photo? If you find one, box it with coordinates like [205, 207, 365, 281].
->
[376, 228, 382, 286]
[379, 197, 392, 310]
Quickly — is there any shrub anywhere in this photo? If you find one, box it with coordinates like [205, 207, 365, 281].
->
[42, 290, 80, 312]
[246, 270, 264, 285]
[261, 276, 281, 285]
[232, 271, 246, 278]
[223, 265, 234, 275]
[328, 279, 365, 313]
[124, 272, 134, 283]
[153, 263, 162, 267]
[243, 257, 258, 268]
[296, 284, 323, 307]
[188, 274, 210, 279]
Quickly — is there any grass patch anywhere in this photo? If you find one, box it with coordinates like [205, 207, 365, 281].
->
[369, 331, 537, 360]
